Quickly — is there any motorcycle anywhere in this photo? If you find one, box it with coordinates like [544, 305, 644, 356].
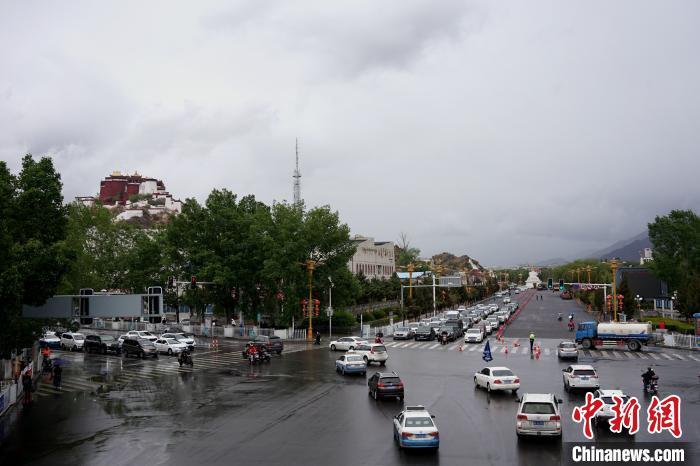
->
[568, 320, 575, 332]
[439, 333, 449, 345]
[643, 375, 659, 395]
[248, 352, 260, 365]
[258, 350, 271, 363]
[374, 336, 383, 344]
[178, 350, 194, 367]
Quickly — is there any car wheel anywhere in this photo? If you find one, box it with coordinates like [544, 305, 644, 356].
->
[363, 356, 369, 364]
[474, 376, 478, 387]
[512, 389, 518, 395]
[342, 367, 346, 375]
[277, 350, 282, 355]
[373, 389, 378, 400]
[380, 361, 386, 366]
[564, 380, 570, 392]
[399, 396, 404, 402]
[486, 383, 491, 393]
[330, 344, 336, 351]
[168, 349, 173, 356]
[102, 347, 108, 355]
[348, 346, 354, 351]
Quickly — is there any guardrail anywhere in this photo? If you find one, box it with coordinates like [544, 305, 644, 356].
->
[661, 332, 697, 350]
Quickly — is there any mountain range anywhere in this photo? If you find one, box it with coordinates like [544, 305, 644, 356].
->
[536, 231, 652, 266]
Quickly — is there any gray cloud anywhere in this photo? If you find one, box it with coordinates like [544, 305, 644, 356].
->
[1, 1, 699, 266]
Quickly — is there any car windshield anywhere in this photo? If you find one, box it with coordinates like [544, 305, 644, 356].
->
[373, 346, 386, 352]
[522, 402, 555, 415]
[101, 335, 115, 342]
[467, 329, 480, 334]
[573, 369, 597, 376]
[73, 334, 85, 340]
[165, 338, 179, 344]
[439, 327, 451, 332]
[492, 370, 514, 377]
[560, 343, 576, 348]
[346, 356, 364, 362]
[601, 396, 629, 405]
[141, 332, 153, 336]
[395, 327, 409, 332]
[139, 340, 155, 347]
[405, 417, 434, 427]
[381, 377, 401, 384]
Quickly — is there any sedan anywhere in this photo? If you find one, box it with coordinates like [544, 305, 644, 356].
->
[557, 340, 579, 360]
[464, 328, 484, 343]
[154, 337, 188, 355]
[393, 405, 439, 450]
[592, 389, 631, 428]
[562, 365, 600, 392]
[392, 327, 414, 340]
[161, 333, 196, 350]
[126, 330, 158, 342]
[40, 332, 62, 349]
[335, 354, 367, 375]
[329, 336, 368, 351]
[474, 366, 520, 393]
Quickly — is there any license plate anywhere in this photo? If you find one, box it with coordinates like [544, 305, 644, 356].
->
[413, 434, 426, 438]
[581, 376, 589, 381]
[504, 379, 513, 384]
[533, 421, 544, 426]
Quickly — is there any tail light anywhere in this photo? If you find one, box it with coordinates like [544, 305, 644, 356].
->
[428, 431, 439, 437]
[517, 414, 528, 420]
[550, 415, 561, 421]
[494, 380, 502, 384]
[514, 378, 520, 384]
[591, 375, 598, 378]
[377, 383, 385, 388]
[401, 432, 411, 439]
[396, 383, 404, 388]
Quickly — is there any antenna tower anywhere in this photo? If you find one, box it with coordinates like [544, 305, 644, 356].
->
[293, 138, 302, 204]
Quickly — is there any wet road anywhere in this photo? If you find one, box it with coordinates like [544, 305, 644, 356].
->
[1, 293, 698, 465]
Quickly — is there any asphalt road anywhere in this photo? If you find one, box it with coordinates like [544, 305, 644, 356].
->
[1, 292, 698, 466]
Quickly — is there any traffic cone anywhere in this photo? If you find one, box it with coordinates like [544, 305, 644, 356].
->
[504, 345, 509, 356]
[459, 344, 464, 352]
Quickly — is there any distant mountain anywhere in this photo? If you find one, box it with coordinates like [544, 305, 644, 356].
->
[584, 231, 652, 262]
[431, 252, 485, 273]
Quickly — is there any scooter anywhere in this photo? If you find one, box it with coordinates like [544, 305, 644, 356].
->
[248, 352, 260, 365]
[439, 334, 449, 345]
[644, 375, 659, 395]
[568, 321, 575, 332]
[178, 350, 193, 367]
[258, 350, 271, 363]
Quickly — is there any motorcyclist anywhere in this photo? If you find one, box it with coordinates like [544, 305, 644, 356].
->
[246, 342, 258, 358]
[314, 331, 321, 345]
[374, 334, 382, 344]
[178, 348, 191, 365]
[440, 330, 449, 344]
[568, 320, 575, 331]
[642, 367, 657, 389]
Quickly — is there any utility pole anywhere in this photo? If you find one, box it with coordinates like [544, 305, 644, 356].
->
[328, 276, 334, 339]
[610, 259, 619, 321]
[293, 138, 302, 205]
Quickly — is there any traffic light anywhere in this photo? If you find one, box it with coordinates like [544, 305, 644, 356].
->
[547, 278, 553, 290]
[559, 279, 564, 291]
[313, 299, 320, 317]
[190, 276, 197, 289]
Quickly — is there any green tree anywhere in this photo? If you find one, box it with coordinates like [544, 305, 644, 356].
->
[648, 209, 700, 318]
[0, 155, 69, 358]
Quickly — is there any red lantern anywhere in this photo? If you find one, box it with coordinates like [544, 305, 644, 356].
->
[276, 291, 285, 301]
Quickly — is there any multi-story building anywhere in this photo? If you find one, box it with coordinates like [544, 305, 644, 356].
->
[347, 236, 395, 280]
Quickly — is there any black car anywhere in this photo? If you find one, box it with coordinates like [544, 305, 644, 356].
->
[253, 335, 284, 354]
[122, 337, 158, 359]
[367, 371, 404, 401]
[448, 324, 463, 339]
[438, 326, 456, 341]
[84, 334, 120, 354]
[414, 326, 436, 341]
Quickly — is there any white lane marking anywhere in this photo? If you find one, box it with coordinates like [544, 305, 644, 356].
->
[660, 353, 675, 360]
[648, 353, 661, 360]
[637, 353, 648, 359]
[591, 350, 601, 357]
[671, 354, 685, 361]
[686, 354, 700, 362]
[544, 348, 551, 356]
[521, 347, 529, 355]
[429, 344, 440, 349]
[625, 352, 636, 359]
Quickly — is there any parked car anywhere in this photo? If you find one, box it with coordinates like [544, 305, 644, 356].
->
[117, 334, 129, 348]
[414, 326, 436, 341]
[329, 336, 368, 351]
[60, 332, 86, 351]
[474, 366, 520, 394]
[161, 332, 196, 351]
[464, 328, 484, 343]
[40, 332, 62, 349]
[126, 330, 158, 342]
[557, 340, 579, 360]
[393, 405, 439, 450]
[392, 327, 414, 340]
[368, 371, 404, 401]
[253, 335, 284, 354]
[335, 353, 366, 375]
[592, 389, 631, 428]
[84, 334, 120, 354]
[515, 393, 563, 439]
[154, 337, 188, 355]
[122, 337, 158, 359]
[562, 365, 599, 392]
[350, 343, 388, 366]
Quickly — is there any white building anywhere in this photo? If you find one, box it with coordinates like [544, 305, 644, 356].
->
[640, 248, 653, 265]
[347, 235, 395, 280]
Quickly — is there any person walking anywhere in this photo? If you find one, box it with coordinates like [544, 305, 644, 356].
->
[529, 331, 536, 352]
[22, 371, 32, 406]
[52, 363, 62, 390]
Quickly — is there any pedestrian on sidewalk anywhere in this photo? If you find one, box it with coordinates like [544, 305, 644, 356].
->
[22, 371, 32, 405]
[529, 331, 536, 352]
[52, 364, 62, 390]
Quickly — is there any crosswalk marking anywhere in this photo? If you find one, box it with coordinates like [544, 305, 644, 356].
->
[637, 353, 648, 359]
[660, 353, 675, 360]
[625, 352, 636, 359]
[671, 353, 685, 360]
[544, 348, 550, 356]
[687, 354, 700, 362]
[648, 353, 661, 360]
[429, 344, 440, 349]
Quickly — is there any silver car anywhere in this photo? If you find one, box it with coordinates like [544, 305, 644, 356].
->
[557, 340, 578, 360]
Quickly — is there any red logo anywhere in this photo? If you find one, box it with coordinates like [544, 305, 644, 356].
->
[572, 392, 604, 439]
[609, 396, 640, 435]
[647, 395, 682, 438]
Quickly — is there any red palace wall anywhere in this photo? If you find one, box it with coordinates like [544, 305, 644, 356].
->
[99, 179, 128, 204]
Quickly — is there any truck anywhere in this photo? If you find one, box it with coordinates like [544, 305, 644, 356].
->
[575, 321, 658, 351]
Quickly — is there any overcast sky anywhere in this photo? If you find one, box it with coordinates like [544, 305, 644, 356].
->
[1, 1, 699, 266]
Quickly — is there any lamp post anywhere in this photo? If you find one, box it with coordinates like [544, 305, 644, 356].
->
[407, 263, 414, 299]
[585, 265, 592, 284]
[327, 276, 334, 339]
[610, 259, 619, 321]
[635, 294, 642, 313]
[306, 259, 316, 341]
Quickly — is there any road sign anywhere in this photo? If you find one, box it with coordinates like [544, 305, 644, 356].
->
[326, 307, 333, 317]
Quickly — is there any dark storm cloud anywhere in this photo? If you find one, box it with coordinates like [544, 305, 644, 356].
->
[1, 1, 699, 266]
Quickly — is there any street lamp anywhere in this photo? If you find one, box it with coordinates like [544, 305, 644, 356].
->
[635, 294, 642, 313]
[306, 259, 316, 341]
[327, 276, 334, 339]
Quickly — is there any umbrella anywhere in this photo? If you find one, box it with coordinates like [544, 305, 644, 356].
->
[482, 340, 493, 362]
[50, 358, 68, 366]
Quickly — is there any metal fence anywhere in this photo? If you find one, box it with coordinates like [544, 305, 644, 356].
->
[661, 332, 697, 349]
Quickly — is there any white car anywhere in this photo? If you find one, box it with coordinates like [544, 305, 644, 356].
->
[483, 321, 493, 335]
[464, 328, 484, 343]
[393, 405, 439, 450]
[503, 297, 511, 304]
[161, 333, 196, 350]
[335, 353, 367, 375]
[350, 343, 388, 366]
[474, 366, 520, 393]
[126, 330, 158, 342]
[329, 336, 368, 351]
[117, 334, 128, 348]
[392, 327, 414, 340]
[40, 332, 62, 349]
[154, 337, 188, 355]
[60, 332, 85, 351]
[562, 365, 600, 392]
[592, 389, 631, 427]
[516, 393, 562, 439]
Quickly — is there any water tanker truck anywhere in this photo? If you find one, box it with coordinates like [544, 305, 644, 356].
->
[575, 321, 659, 351]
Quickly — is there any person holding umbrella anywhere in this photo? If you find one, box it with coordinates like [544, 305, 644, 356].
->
[52, 361, 63, 390]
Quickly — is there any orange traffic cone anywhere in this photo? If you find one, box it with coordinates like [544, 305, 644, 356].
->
[504, 345, 509, 356]
[459, 344, 464, 352]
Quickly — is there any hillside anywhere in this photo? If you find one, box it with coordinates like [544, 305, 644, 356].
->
[584, 231, 651, 262]
[431, 252, 485, 273]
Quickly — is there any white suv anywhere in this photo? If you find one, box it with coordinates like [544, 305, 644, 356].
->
[592, 389, 630, 428]
[464, 328, 484, 343]
[126, 330, 158, 342]
[60, 332, 86, 351]
[562, 365, 600, 392]
[350, 343, 389, 366]
[516, 393, 562, 439]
